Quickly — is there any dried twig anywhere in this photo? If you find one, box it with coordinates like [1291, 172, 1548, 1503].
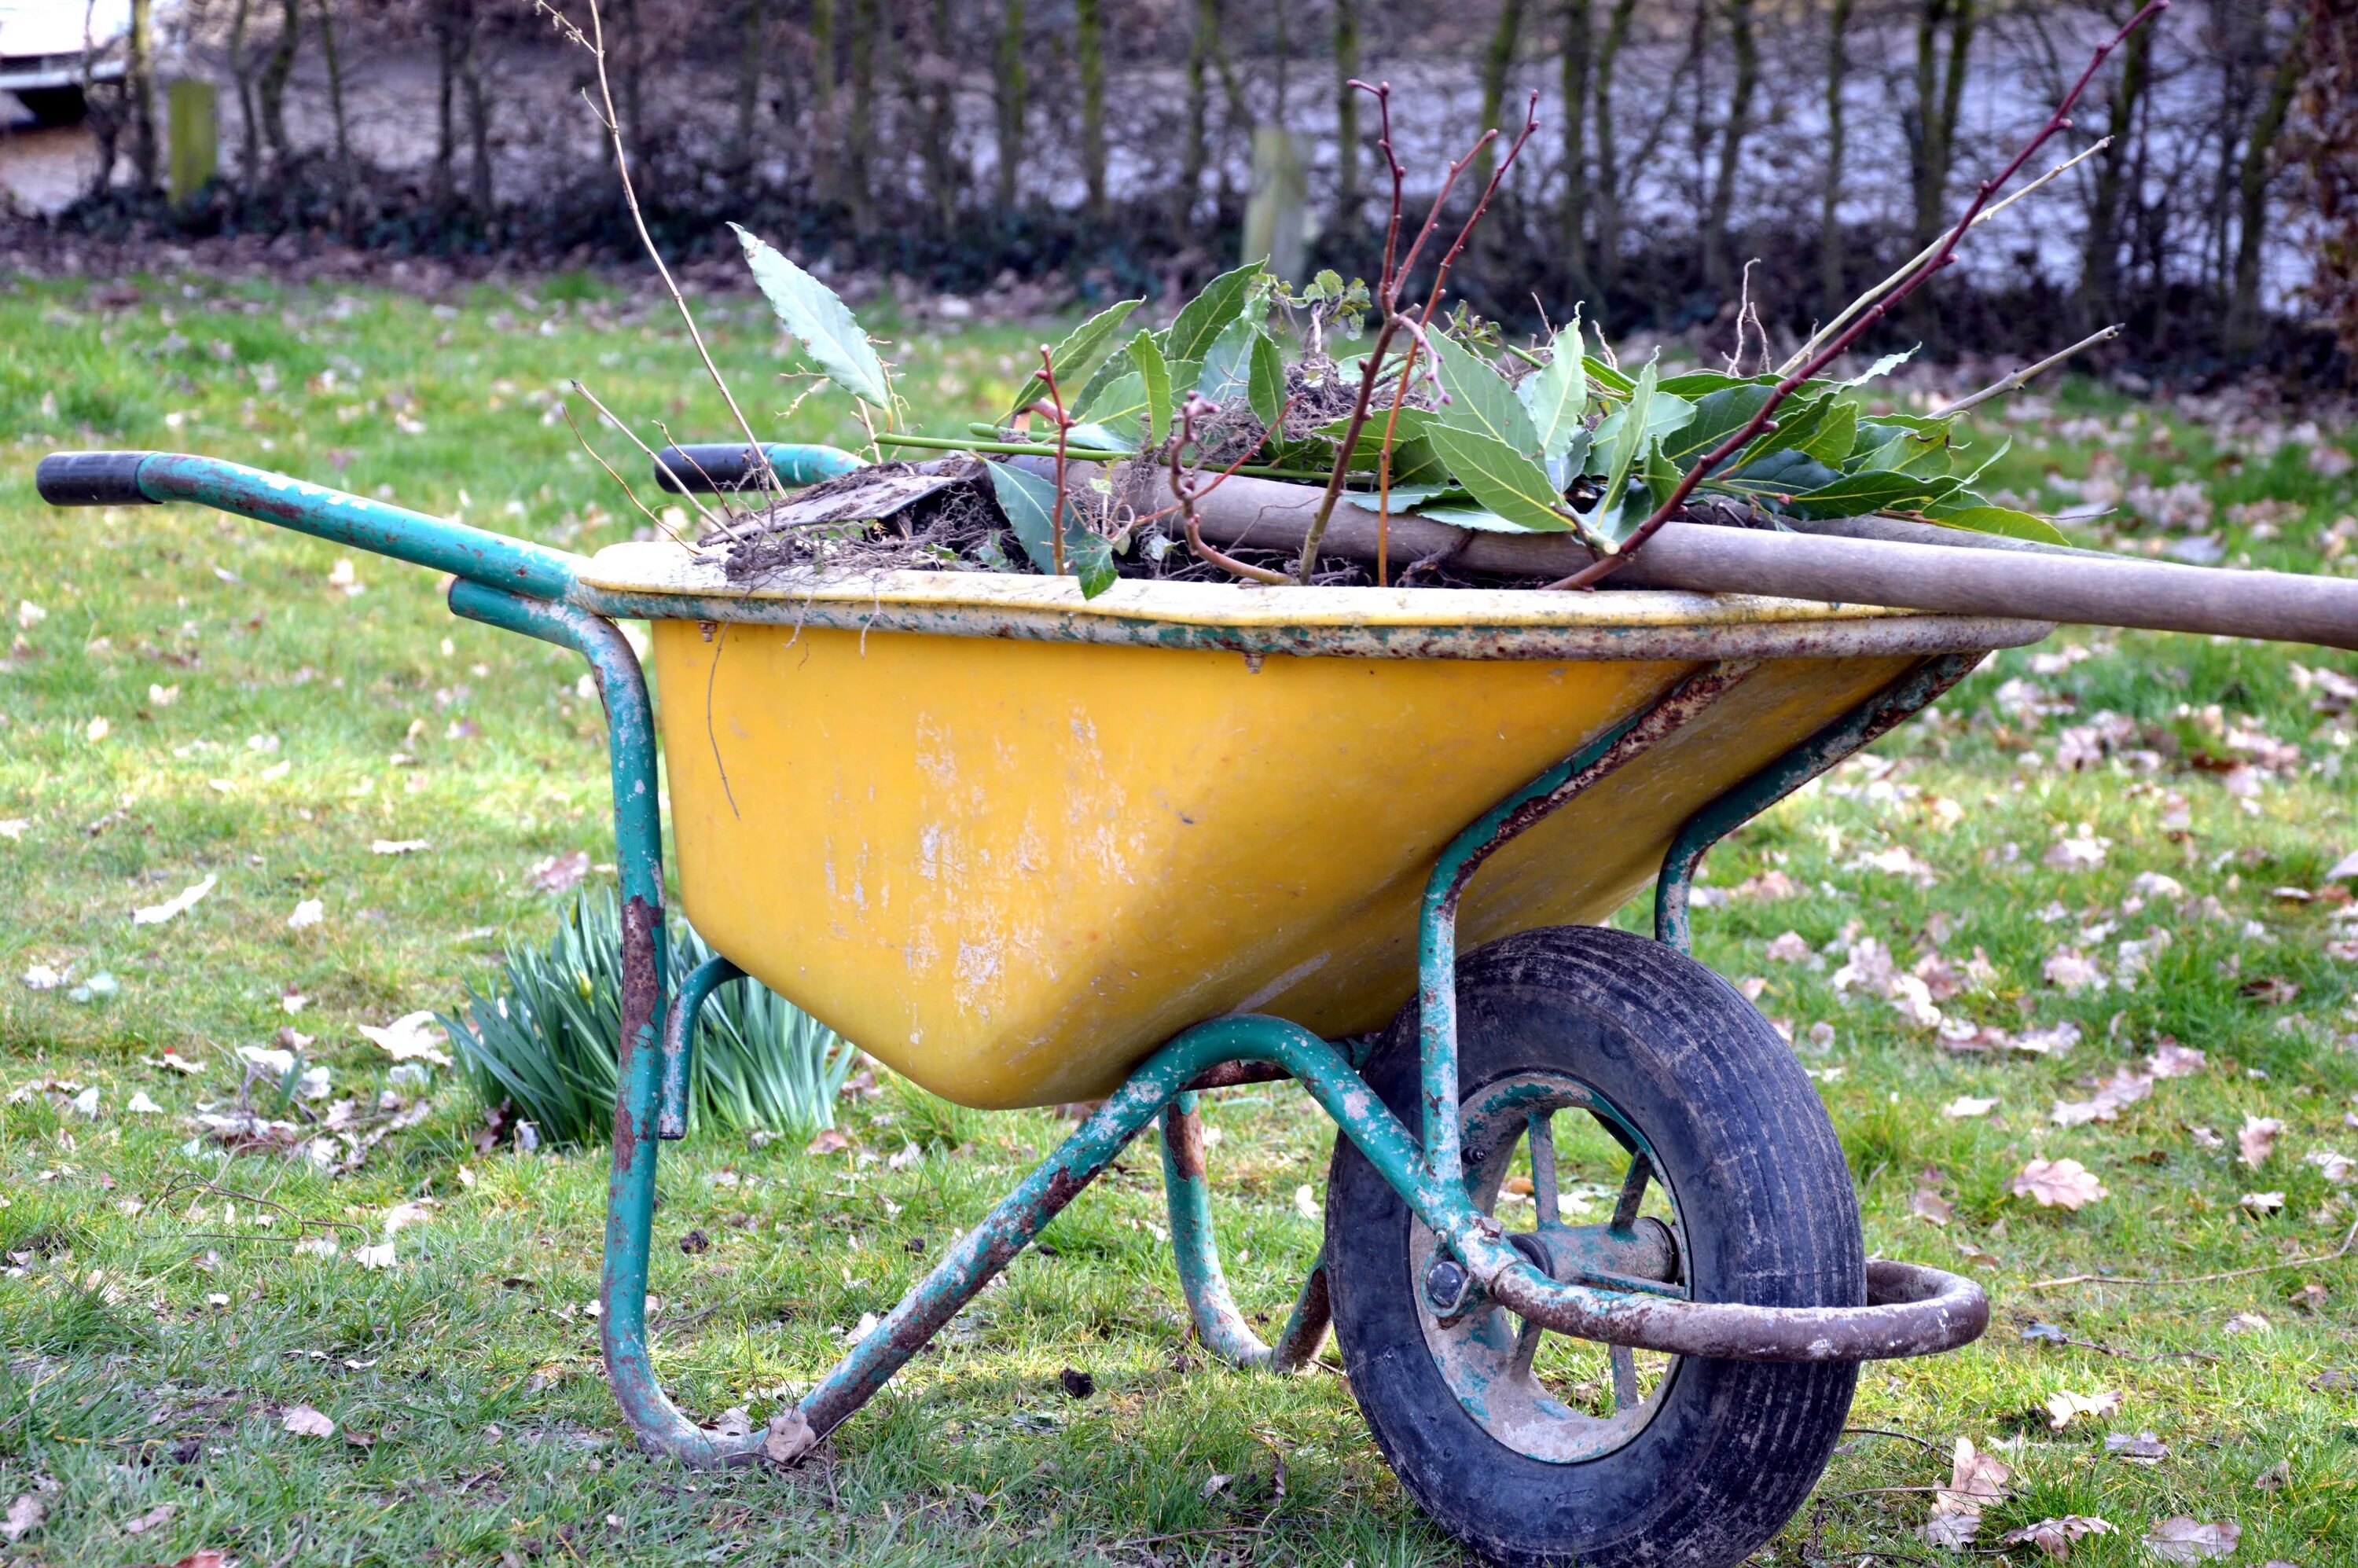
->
[1777, 135, 2117, 378]
[1551, 1, 2169, 591]
[1297, 83, 1541, 584]
[559, 401, 690, 545]
[536, 0, 768, 526]
[571, 381, 732, 538]
[2026, 1213, 2358, 1291]
[1937, 325, 2121, 415]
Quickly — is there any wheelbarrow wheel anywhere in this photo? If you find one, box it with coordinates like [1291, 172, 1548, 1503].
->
[1324, 925, 1862, 1568]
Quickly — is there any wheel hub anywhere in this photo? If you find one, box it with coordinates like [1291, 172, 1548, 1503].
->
[1409, 1070, 1691, 1463]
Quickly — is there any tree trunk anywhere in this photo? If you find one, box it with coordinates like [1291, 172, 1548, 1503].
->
[1906, 0, 1975, 254]
[1559, 0, 1592, 295]
[811, 0, 838, 204]
[848, 0, 879, 233]
[614, 0, 646, 170]
[1335, 0, 1361, 222]
[432, 0, 457, 209]
[2295, 0, 2358, 359]
[1592, 0, 1640, 300]
[2228, 5, 2314, 353]
[315, 0, 351, 194]
[462, 2, 490, 215]
[994, 0, 1027, 210]
[257, 0, 300, 178]
[2079, 17, 2150, 327]
[1819, 0, 1852, 318]
[1702, 0, 1757, 297]
[919, 0, 960, 232]
[1078, 0, 1106, 217]
[228, 0, 259, 190]
[733, 0, 765, 178]
[126, 0, 156, 192]
[1177, 0, 1217, 233]
[1474, 0, 1528, 194]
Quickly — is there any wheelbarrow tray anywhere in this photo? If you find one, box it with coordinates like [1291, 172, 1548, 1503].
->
[580, 543, 2047, 1108]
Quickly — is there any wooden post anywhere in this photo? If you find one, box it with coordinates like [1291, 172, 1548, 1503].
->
[167, 79, 219, 203]
[1243, 124, 1309, 282]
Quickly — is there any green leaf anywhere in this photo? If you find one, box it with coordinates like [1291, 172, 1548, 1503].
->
[1741, 392, 1856, 468]
[984, 459, 1118, 595]
[1003, 296, 1144, 424]
[1166, 259, 1266, 362]
[1920, 500, 2069, 545]
[1716, 447, 1842, 503]
[1072, 371, 1148, 436]
[1586, 371, 1693, 479]
[1791, 469, 1956, 520]
[1850, 420, 1959, 477]
[1195, 318, 1265, 406]
[1062, 420, 1138, 453]
[1662, 384, 1774, 471]
[1068, 345, 1137, 417]
[1247, 330, 1287, 430]
[1414, 505, 1550, 533]
[1427, 330, 1540, 457]
[729, 222, 893, 407]
[1657, 369, 1778, 398]
[1316, 409, 1451, 488]
[1583, 354, 1635, 396]
[1424, 423, 1574, 533]
[1517, 318, 1589, 465]
[1132, 330, 1173, 446]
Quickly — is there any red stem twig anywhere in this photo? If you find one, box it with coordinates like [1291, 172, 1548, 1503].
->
[1544, 0, 2169, 592]
[1172, 394, 1292, 584]
[1297, 86, 1541, 586]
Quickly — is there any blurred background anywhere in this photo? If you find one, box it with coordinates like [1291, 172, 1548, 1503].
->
[1, 0, 2352, 379]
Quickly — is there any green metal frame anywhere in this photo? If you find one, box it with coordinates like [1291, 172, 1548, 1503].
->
[41, 450, 1993, 1469]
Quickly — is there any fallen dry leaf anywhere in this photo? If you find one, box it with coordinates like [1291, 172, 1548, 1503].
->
[1911, 1169, 1953, 1226]
[1765, 931, 1813, 963]
[2042, 950, 2106, 993]
[358, 1011, 451, 1067]
[2051, 1065, 2154, 1126]
[528, 850, 591, 894]
[2304, 1149, 2354, 1183]
[2000, 1515, 2114, 1559]
[2142, 1517, 2240, 1563]
[2239, 975, 2300, 1006]
[2145, 1041, 2206, 1078]
[288, 898, 325, 929]
[2224, 1311, 2271, 1334]
[133, 873, 218, 927]
[2106, 1429, 2167, 1461]
[806, 1128, 850, 1155]
[2, 1493, 43, 1541]
[2012, 1157, 2107, 1210]
[2241, 1190, 2286, 1214]
[2044, 1389, 2121, 1429]
[1944, 1095, 1999, 1118]
[281, 1403, 336, 1438]
[121, 1502, 177, 1535]
[370, 838, 431, 855]
[2239, 1114, 2286, 1167]
[1920, 1437, 2011, 1550]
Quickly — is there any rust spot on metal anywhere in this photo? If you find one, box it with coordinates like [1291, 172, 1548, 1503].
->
[1181, 1060, 1291, 1092]
[615, 894, 662, 1146]
[1163, 1104, 1209, 1182]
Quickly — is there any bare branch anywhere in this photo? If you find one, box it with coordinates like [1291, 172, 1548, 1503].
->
[1550, 0, 2170, 592]
[558, 400, 694, 548]
[1937, 324, 2121, 415]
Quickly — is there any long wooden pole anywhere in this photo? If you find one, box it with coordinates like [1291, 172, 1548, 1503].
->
[1021, 459, 2358, 652]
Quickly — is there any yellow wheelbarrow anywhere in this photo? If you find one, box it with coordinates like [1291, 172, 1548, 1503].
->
[40, 446, 2031, 1567]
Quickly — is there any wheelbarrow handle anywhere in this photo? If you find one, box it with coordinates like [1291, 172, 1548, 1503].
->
[35, 450, 585, 600]
[651, 442, 863, 495]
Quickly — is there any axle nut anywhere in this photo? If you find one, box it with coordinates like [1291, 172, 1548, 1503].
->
[1423, 1257, 1472, 1316]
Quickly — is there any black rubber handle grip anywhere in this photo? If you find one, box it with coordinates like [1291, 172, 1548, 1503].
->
[652, 444, 763, 494]
[37, 450, 159, 506]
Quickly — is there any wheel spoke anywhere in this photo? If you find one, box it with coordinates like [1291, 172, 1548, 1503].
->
[1610, 1344, 1639, 1411]
[1609, 1149, 1652, 1231]
[1526, 1111, 1559, 1226]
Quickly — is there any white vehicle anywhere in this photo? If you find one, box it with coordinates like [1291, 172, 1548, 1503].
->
[0, 1, 171, 125]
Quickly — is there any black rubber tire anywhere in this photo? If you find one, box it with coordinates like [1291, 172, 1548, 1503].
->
[1326, 926, 1862, 1568]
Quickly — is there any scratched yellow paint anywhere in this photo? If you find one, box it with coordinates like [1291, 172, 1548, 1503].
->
[650, 619, 1912, 1108]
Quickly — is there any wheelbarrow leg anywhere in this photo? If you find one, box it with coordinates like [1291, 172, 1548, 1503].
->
[1159, 1091, 1330, 1372]
[446, 582, 765, 1467]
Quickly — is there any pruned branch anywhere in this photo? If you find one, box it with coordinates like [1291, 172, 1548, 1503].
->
[1548, 0, 2170, 592]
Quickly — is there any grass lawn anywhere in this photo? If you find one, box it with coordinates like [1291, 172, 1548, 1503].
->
[3, 269, 2358, 1566]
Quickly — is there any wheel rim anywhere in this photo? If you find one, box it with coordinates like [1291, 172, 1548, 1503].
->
[1409, 1070, 1691, 1464]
